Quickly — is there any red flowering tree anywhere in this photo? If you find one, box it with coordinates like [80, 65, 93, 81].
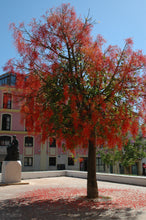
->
[4, 4, 146, 198]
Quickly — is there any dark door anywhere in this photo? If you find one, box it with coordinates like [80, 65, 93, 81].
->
[80, 157, 88, 171]
[132, 163, 138, 175]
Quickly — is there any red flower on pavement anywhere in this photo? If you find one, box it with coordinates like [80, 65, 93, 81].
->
[16, 187, 146, 211]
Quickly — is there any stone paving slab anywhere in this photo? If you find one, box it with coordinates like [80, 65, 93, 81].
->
[0, 177, 146, 219]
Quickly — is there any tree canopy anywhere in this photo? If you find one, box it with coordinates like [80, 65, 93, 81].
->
[5, 4, 146, 151]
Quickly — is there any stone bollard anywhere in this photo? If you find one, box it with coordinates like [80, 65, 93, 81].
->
[2, 161, 22, 183]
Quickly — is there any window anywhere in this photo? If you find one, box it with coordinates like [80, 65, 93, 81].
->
[25, 120, 27, 131]
[68, 157, 74, 166]
[49, 157, 56, 166]
[2, 114, 11, 130]
[96, 157, 105, 172]
[24, 157, 33, 166]
[3, 93, 12, 109]
[49, 138, 56, 148]
[0, 73, 16, 86]
[25, 136, 33, 147]
[97, 157, 104, 166]
[0, 136, 11, 146]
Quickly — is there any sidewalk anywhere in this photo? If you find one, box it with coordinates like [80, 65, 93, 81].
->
[0, 177, 146, 219]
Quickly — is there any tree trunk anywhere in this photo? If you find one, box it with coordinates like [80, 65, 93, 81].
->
[87, 133, 98, 198]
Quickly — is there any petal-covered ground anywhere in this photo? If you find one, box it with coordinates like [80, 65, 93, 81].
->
[18, 187, 146, 210]
[0, 187, 145, 219]
[0, 177, 146, 219]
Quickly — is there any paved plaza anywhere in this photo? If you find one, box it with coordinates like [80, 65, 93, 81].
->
[0, 177, 146, 219]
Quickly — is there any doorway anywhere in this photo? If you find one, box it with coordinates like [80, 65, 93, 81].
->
[80, 157, 88, 171]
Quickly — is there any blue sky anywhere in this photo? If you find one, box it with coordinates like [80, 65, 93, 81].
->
[0, 0, 146, 73]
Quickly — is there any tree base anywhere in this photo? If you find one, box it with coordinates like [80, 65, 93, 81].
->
[87, 189, 98, 199]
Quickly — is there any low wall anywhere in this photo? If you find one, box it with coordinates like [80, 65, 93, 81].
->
[66, 170, 146, 186]
[21, 170, 66, 179]
[0, 170, 146, 186]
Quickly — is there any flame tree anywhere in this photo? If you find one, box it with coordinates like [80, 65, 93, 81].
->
[4, 4, 146, 198]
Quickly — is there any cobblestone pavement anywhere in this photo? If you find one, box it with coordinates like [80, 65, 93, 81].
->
[0, 177, 146, 219]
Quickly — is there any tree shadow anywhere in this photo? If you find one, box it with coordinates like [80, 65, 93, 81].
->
[0, 195, 143, 220]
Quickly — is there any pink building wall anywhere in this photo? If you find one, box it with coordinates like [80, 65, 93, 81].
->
[0, 85, 43, 171]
